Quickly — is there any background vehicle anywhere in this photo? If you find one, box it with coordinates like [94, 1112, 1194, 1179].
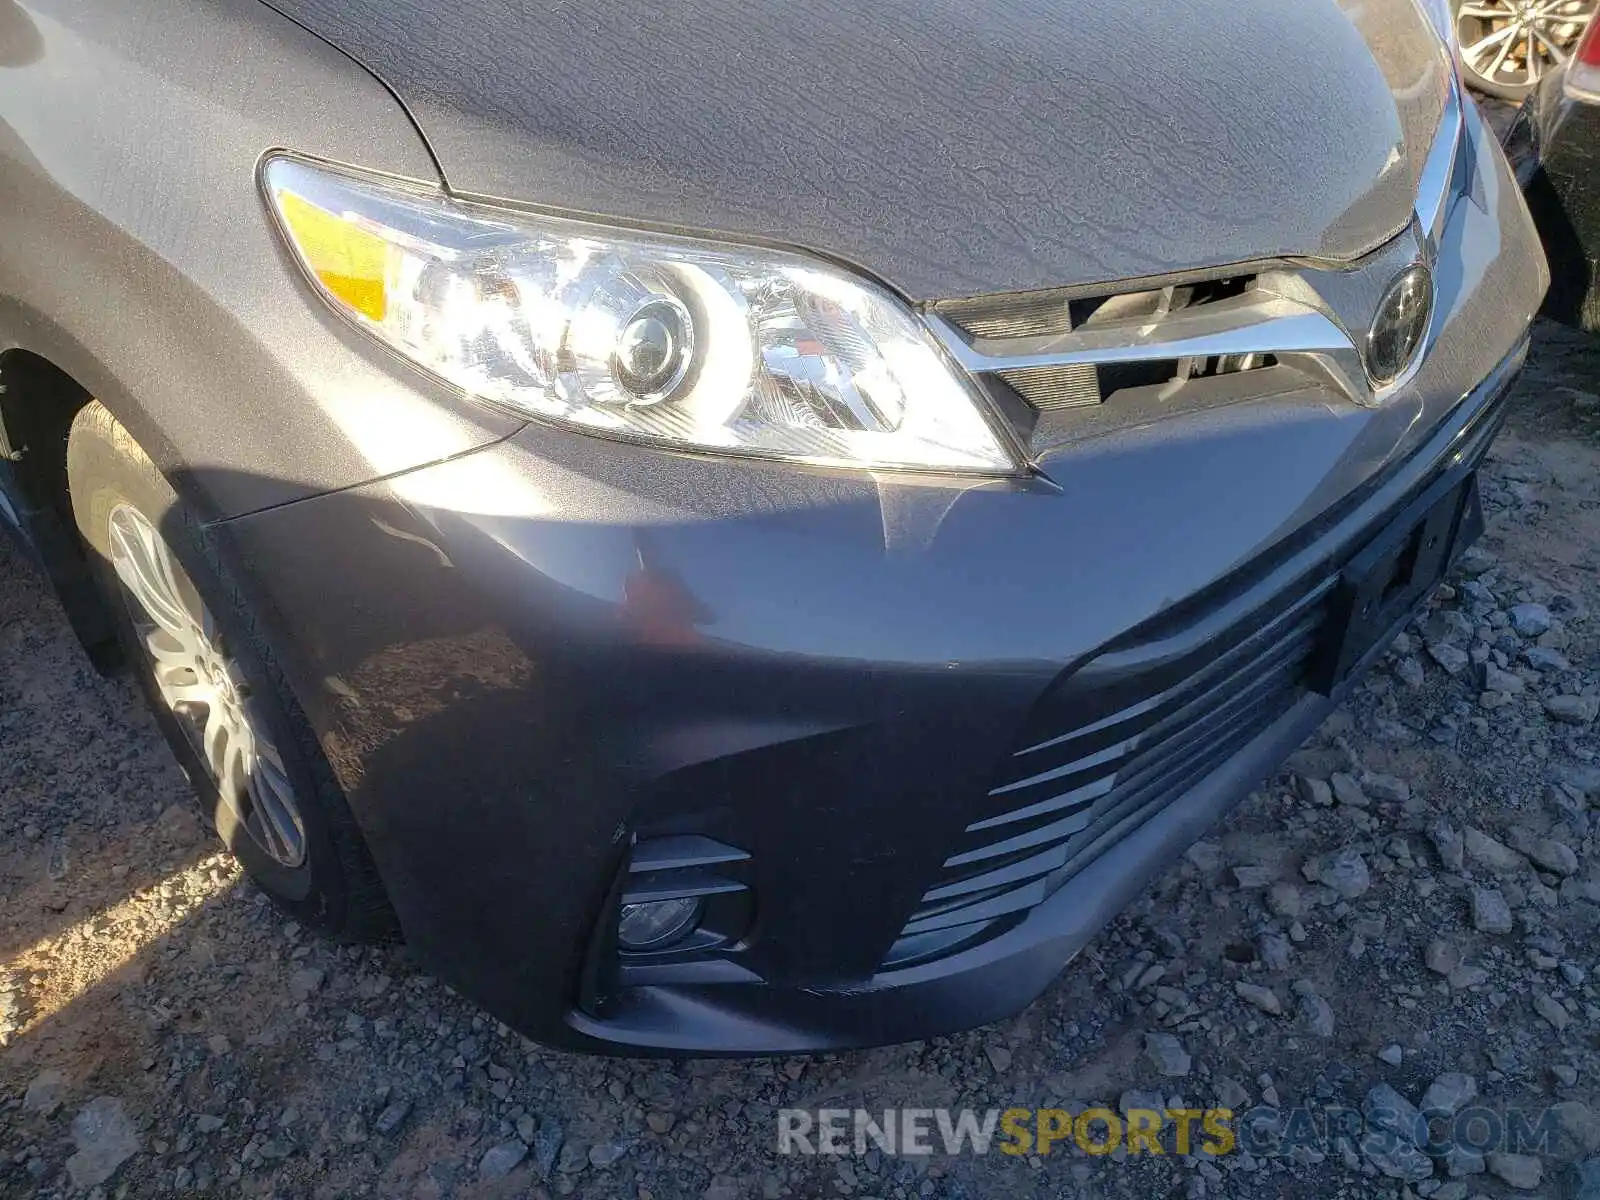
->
[1505, 15, 1600, 329]
[1454, 0, 1596, 99]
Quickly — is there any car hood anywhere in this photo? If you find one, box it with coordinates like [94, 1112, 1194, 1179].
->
[267, 0, 1450, 301]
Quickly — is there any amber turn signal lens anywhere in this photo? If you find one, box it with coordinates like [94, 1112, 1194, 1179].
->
[272, 189, 390, 322]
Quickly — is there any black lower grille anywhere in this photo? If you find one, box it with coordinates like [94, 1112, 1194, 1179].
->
[884, 565, 1335, 970]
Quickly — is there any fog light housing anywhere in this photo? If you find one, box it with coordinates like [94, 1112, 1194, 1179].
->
[617, 896, 703, 951]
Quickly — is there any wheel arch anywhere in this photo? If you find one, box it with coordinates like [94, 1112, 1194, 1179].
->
[0, 308, 194, 668]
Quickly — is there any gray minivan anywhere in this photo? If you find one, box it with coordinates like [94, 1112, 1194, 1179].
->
[0, 0, 1548, 1053]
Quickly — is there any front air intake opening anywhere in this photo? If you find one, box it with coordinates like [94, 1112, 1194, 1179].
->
[938, 274, 1282, 414]
[939, 274, 1254, 342]
[993, 352, 1282, 413]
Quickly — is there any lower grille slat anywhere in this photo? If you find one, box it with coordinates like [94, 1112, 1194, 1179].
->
[886, 555, 1330, 967]
[972, 606, 1319, 833]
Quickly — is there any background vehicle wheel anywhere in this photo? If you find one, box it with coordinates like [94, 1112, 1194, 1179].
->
[66, 401, 396, 941]
[1453, 0, 1596, 100]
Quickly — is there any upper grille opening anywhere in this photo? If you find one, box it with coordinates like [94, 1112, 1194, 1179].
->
[996, 354, 1280, 412]
[936, 275, 1279, 412]
[937, 275, 1254, 342]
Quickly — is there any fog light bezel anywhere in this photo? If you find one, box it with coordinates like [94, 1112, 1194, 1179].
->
[617, 895, 705, 951]
[576, 834, 758, 1023]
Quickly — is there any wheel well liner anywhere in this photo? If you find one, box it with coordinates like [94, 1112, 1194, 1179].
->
[0, 348, 119, 664]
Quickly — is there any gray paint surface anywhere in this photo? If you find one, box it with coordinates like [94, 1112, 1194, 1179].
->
[265, 0, 1449, 298]
[0, 0, 1553, 1054]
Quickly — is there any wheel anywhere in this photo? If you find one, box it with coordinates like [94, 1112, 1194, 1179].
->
[66, 401, 396, 941]
[1454, 0, 1596, 101]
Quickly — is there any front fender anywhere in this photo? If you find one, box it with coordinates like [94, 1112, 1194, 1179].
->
[0, 0, 518, 523]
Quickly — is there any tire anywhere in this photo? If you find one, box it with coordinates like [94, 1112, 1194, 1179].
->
[66, 401, 397, 941]
[1453, 0, 1596, 102]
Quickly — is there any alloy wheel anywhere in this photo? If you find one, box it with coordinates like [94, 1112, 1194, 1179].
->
[105, 503, 308, 868]
[1456, 0, 1595, 94]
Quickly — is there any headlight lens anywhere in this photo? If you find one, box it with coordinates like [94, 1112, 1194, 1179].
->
[262, 156, 1015, 474]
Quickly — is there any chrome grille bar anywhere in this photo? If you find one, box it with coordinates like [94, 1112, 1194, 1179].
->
[1415, 75, 1465, 251]
[928, 294, 1349, 375]
[928, 289, 1374, 408]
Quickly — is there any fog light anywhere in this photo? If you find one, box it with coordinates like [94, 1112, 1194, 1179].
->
[617, 897, 702, 950]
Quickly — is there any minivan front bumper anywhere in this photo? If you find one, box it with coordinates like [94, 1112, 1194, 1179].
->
[566, 349, 1518, 1052]
[209, 98, 1545, 1054]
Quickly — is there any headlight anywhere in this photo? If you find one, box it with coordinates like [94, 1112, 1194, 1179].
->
[262, 156, 1016, 474]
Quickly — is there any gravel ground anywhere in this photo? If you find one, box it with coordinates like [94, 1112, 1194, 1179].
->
[3, 321, 1600, 1200]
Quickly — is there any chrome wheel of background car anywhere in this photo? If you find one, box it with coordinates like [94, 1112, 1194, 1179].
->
[106, 503, 308, 868]
[1455, 0, 1596, 99]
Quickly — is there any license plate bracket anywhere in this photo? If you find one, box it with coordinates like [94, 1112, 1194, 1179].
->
[1308, 467, 1484, 696]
